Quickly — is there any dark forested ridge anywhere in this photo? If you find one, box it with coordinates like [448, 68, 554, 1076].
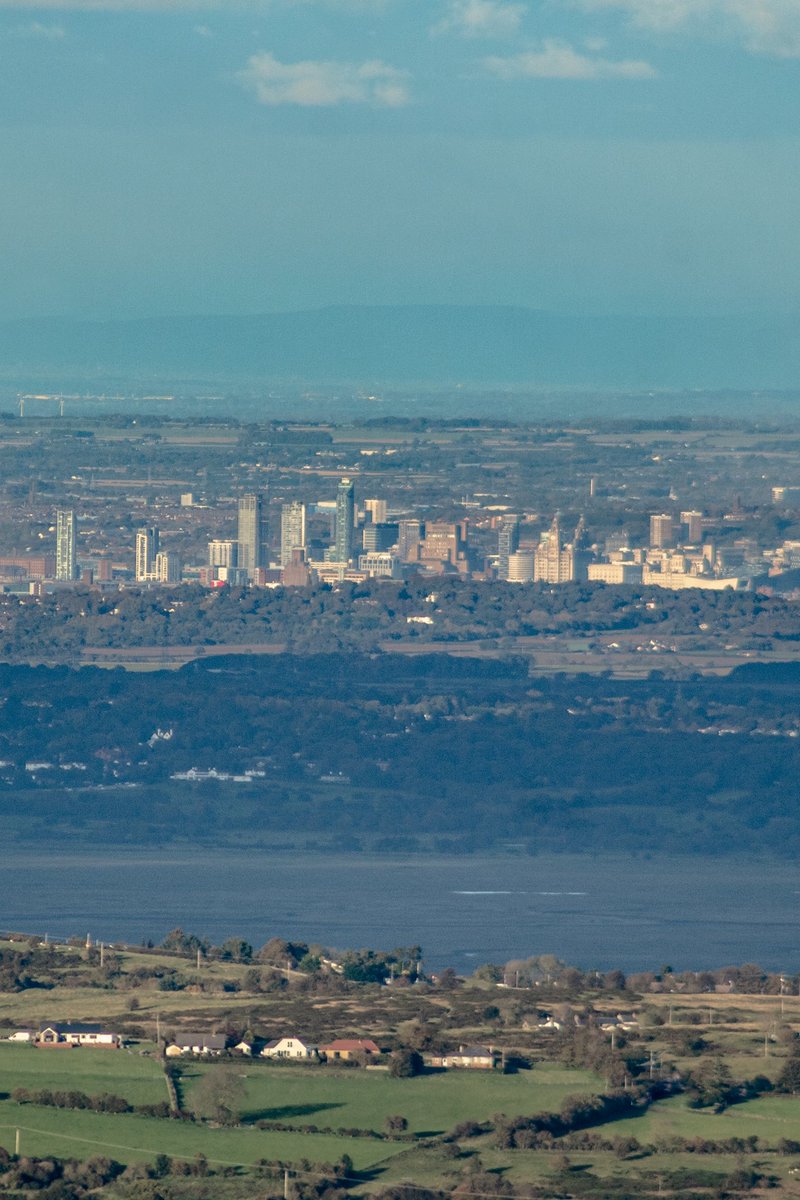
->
[3, 650, 800, 856]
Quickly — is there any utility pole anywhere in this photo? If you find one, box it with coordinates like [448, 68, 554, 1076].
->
[197, 947, 201, 971]
[284, 1168, 290, 1200]
[156, 1011, 161, 1047]
[15, 1129, 20, 1156]
[100, 942, 105, 967]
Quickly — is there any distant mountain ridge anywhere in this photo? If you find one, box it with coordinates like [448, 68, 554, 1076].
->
[1, 304, 799, 388]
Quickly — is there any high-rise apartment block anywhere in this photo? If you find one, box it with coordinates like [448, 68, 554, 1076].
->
[154, 551, 181, 583]
[334, 478, 355, 564]
[208, 540, 238, 569]
[135, 526, 159, 582]
[280, 501, 306, 567]
[55, 509, 78, 581]
[237, 494, 266, 578]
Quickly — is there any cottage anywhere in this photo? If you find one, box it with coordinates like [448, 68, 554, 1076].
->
[430, 1044, 497, 1070]
[37, 1023, 120, 1048]
[165, 1034, 227, 1057]
[260, 1036, 318, 1060]
[320, 1038, 380, 1061]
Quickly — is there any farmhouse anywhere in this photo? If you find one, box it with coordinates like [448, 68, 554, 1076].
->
[260, 1036, 318, 1060]
[37, 1023, 120, 1048]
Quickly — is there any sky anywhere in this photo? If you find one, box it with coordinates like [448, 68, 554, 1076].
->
[1, 0, 800, 321]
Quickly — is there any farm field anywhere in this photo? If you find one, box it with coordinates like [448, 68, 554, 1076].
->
[609, 1090, 800, 1143]
[0, 1044, 166, 1106]
[0, 1100, 404, 1172]
[183, 1061, 604, 1135]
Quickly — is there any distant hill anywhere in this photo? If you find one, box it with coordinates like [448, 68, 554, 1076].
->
[1, 305, 800, 389]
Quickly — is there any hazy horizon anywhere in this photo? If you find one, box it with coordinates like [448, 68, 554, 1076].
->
[2, 0, 800, 333]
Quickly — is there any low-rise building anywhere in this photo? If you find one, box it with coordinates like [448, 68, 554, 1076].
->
[320, 1038, 380, 1061]
[429, 1044, 497, 1070]
[260, 1036, 318, 1060]
[37, 1023, 121, 1048]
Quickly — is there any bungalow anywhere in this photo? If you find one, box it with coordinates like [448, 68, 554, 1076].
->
[165, 1034, 227, 1057]
[37, 1023, 120, 1048]
[320, 1038, 380, 1061]
[260, 1036, 318, 1060]
[430, 1044, 498, 1070]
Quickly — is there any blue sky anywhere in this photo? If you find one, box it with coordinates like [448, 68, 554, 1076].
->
[1, 0, 800, 320]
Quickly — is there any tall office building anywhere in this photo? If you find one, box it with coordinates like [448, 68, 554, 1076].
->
[364, 498, 387, 525]
[397, 519, 423, 562]
[681, 510, 704, 544]
[237, 494, 266, 577]
[650, 513, 676, 548]
[280, 501, 306, 567]
[55, 509, 78, 581]
[362, 522, 398, 553]
[135, 526, 159, 582]
[497, 513, 520, 580]
[334, 478, 355, 563]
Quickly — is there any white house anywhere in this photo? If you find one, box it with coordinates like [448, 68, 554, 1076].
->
[165, 1034, 227, 1057]
[37, 1023, 120, 1048]
[260, 1036, 318, 1060]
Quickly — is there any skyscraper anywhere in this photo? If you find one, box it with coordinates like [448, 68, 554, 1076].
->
[238, 494, 265, 577]
[334, 478, 355, 563]
[650, 513, 676, 548]
[280, 501, 306, 568]
[135, 526, 159, 582]
[497, 513, 520, 580]
[55, 509, 78, 581]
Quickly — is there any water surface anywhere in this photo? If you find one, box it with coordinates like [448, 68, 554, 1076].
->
[0, 849, 793, 973]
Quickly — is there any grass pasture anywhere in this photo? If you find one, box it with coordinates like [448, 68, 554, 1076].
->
[0, 1044, 166, 1106]
[182, 1062, 604, 1136]
[0, 1101, 405, 1172]
[608, 1091, 800, 1143]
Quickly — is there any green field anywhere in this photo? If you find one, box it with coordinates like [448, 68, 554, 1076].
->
[609, 1091, 800, 1143]
[0, 1101, 405, 1172]
[183, 1062, 604, 1136]
[0, 1044, 166, 1106]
